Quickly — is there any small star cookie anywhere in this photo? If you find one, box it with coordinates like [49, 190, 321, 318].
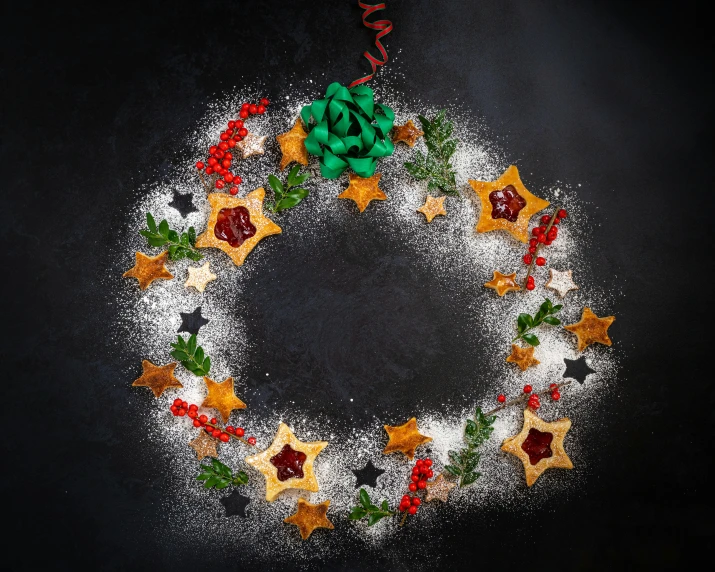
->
[564, 307, 615, 352]
[338, 173, 387, 213]
[185, 261, 217, 292]
[506, 344, 540, 371]
[123, 251, 173, 290]
[236, 132, 267, 158]
[383, 417, 432, 459]
[425, 473, 456, 502]
[188, 430, 219, 460]
[201, 376, 246, 423]
[132, 359, 182, 397]
[484, 270, 521, 296]
[276, 119, 309, 171]
[417, 195, 447, 222]
[392, 119, 424, 147]
[284, 499, 334, 540]
[545, 269, 579, 298]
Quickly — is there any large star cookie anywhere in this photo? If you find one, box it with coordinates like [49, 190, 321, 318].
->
[123, 251, 173, 290]
[468, 165, 549, 243]
[501, 408, 573, 487]
[132, 359, 182, 397]
[201, 376, 246, 423]
[338, 173, 387, 213]
[564, 307, 615, 352]
[284, 499, 334, 540]
[195, 189, 282, 266]
[383, 417, 432, 459]
[244, 422, 328, 501]
[276, 119, 309, 171]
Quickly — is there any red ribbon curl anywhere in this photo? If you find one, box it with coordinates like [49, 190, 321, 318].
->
[348, 2, 393, 88]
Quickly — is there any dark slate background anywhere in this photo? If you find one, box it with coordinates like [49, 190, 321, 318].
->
[2, 1, 712, 569]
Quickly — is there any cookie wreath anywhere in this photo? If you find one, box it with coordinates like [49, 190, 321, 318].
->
[118, 0, 620, 559]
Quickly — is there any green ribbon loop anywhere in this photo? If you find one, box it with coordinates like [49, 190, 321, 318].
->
[300, 82, 395, 179]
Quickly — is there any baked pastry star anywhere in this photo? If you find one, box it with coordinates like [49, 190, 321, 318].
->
[188, 430, 219, 461]
[123, 251, 174, 290]
[284, 498, 334, 540]
[468, 165, 549, 243]
[276, 119, 309, 171]
[132, 359, 182, 397]
[425, 473, 456, 502]
[484, 270, 521, 296]
[201, 376, 246, 423]
[506, 344, 540, 371]
[501, 408, 573, 487]
[195, 189, 282, 266]
[383, 417, 432, 459]
[417, 195, 447, 222]
[545, 269, 579, 298]
[236, 132, 267, 158]
[338, 173, 387, 213]
[244, 422, 328, 501]
[185, 261, 216, 293]
[392, 119, 424, 147]
[564, 307, 615, 352]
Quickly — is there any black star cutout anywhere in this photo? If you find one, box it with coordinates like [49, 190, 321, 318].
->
[563, 356, 597, 384]
[178, 307, 209, 335]
[168, 189, 198, 218]
[352, 460, 385, 488]
[220, 490, 250, 518]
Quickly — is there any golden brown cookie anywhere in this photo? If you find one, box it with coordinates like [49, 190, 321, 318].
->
[564, 307, 615, 352]
[383, 417, 432, 460]
[284, 498, 334, 540]
[392, 119, 424, 147]
[338, 173, 387, 213]
[506, 344, 540, 371]
[188, 430, 219, 461]
[132, 359, 182, 397]
[201, 376, 246, 424]
[123, 251, 174, 290]
[276, 119, 309, 171]
[417, 195, 447, 222]
[484, 270, 521, 296]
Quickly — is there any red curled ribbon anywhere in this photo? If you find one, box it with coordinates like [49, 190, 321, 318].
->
[348, 1, 393, 88]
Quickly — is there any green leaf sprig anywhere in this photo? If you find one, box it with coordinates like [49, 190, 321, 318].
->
[404, 110, 459, 196]
[169, 334, 211, 376]
[139, 213, 202, 261]
[444, 407, 495, 487]
[265, 166, 311, 213]
[196, 458, 248, 490]
[512, 298, 563, 347]
[348, 488, 394, 526]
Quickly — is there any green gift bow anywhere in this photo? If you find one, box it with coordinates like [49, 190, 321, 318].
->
[300, 82, 395, 179]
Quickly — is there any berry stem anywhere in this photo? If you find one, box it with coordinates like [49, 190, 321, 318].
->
[202, 421, 257, 447]
[484, 380, 572, 417]
[198, 171, 211, 193]
[399, 511, 409, 527]
[523, 205, 561, 289]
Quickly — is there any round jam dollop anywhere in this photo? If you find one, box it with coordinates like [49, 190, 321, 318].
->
[521, 428, 553, 465]
[270, 444, 307, 481]
[489, 185, 526, 222]
[214, 206, 257, 247]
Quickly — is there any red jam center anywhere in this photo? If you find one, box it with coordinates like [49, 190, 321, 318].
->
[489, 185, 526, 222]
[270, 444, 307, 481]
[521, 428, 554, 465]
[214, 206, 256, 248]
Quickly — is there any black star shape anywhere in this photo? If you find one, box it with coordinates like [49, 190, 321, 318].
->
[178, 307, 209, 335]
[168, 189, 198, 218]
[352, 460, 385, 488]
[563, 356, 597, 384]
[219, 490, 250, 518]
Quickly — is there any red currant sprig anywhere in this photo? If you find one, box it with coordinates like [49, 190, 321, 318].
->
[523, 208, 568, 290]
[169, 398, 257, 446]
[195, 97, 270, 195]
[486, 381, 571, 416]
[399, 458, 434, 524]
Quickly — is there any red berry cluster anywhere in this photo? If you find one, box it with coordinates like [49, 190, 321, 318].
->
[195, 98, 270, 196]
[495, 384, 561, 411]
[169, 398, 256, 445]
[523, 208, 568, 290]
[399, 458, 433, 516]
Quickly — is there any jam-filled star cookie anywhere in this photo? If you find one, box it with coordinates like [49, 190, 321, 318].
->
[468, 165, 549, 243]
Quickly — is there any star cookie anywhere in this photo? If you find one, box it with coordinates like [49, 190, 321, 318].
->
[195, 189, 282, 266]
[501, 408, 573, 487]
[185, 261, 216, 292]
[284, 498, 334, 540]
[506, 344, 540, 371]
[484, 270, 521, 296]
[383, 418, 432, 459]
[123, 251, 173, 290]
[244, 422, 328, 502]
[236, 132, 267, 158]
[276, 119, 309, 171]
[417, 195, 447, 222]
[201, 376, 246, 423]
[564, 307, 615, 352]
[392, 119, 424, 147]
[132, 359, 182, 397]
[468, 165, 550, 243]
[545, 269, 579, 298]
[425, 473, 456, 502]
[338, 173, 387, 213]
[188, 430, 219, 460]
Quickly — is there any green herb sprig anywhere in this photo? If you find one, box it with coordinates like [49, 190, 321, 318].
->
[404, 110, 459, 196]
[512, 298, 562, 347]
[140, 213, 202, 261]
[444, 407, 495, 487]
[196, 458, 248, 490]
[266, 165, 311, 213]
[348, 488, 394, 526]
[169, 334, 211, 376]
